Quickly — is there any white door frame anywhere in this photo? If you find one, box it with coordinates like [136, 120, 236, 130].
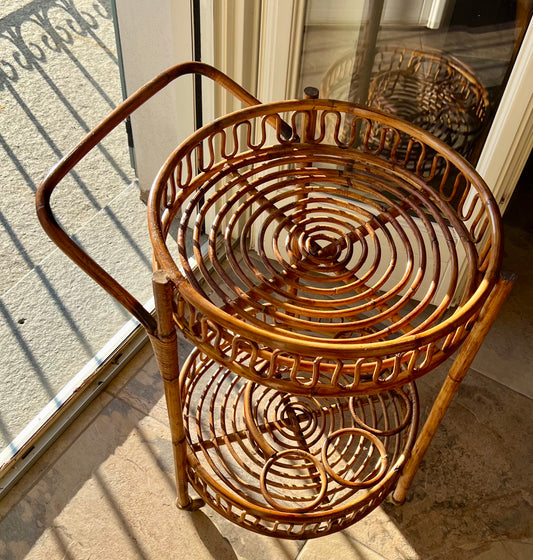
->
[475, 17, 533, 215]
[256, 0, 307, 102]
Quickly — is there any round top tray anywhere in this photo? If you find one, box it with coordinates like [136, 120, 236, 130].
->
[148, 99, 502, 396]
[320, 46, 490, 161]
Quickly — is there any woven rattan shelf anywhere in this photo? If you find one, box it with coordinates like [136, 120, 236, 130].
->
[149, 97, 501, 397]
[179, 349, 418, 538]
[37, 62, 510, 539]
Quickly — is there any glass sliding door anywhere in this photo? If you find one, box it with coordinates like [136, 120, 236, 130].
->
[298, 0, 531, 168]
[0, 0, 137, 485]
[0, 0, 195, 493]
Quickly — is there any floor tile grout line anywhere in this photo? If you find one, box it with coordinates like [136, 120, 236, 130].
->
[111, 389, 171, 431]
[468, 367, 533, 402]
[294, 539, 308, 560]
[294, 534, 394, 560]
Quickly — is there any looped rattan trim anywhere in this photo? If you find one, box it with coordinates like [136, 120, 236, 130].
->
[149, 98, 502, 394]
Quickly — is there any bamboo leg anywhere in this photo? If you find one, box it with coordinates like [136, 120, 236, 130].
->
[392, 271, 516, 504]
[151, 270, 204, 511]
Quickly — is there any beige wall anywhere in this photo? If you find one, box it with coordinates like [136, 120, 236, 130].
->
[114, 0, 194, 199]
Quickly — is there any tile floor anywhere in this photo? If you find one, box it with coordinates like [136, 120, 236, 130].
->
[0, 324, 532, 560]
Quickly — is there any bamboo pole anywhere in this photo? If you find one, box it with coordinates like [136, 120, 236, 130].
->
[151, 270, 203, 511]
[347, 0, 385, 107]
[392, 270, 516, 504]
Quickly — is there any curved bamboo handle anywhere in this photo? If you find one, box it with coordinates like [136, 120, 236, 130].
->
[36, 62, 273, 334]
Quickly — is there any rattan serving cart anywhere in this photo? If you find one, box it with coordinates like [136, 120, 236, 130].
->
[37, 62, 511, 539]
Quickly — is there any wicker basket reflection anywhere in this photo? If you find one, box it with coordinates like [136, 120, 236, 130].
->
[321, 46, 490, 160]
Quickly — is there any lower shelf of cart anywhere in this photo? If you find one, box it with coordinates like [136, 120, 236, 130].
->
[179, 349, 420, 539]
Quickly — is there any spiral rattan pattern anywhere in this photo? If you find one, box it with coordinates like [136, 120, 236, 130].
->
[149, 99, 501, 396]
[181, 349, 418, 538]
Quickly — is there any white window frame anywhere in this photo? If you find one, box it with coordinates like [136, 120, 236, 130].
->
[475, 17, 533, 215]
[114, 0, 195, 200]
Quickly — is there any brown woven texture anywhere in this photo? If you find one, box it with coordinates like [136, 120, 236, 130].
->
[180, 349, 418, 538]
[149, 98, 502, 397]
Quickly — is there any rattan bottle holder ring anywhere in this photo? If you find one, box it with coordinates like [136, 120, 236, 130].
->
[37, 62, 504, 540]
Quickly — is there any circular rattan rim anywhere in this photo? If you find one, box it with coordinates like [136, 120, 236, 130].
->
[148, 99, 502, 363]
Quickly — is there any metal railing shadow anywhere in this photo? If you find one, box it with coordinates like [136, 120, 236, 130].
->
[0, 0, 151, 452]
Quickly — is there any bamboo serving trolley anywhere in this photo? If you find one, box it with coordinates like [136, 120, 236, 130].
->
[36, 62, 511, 539]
